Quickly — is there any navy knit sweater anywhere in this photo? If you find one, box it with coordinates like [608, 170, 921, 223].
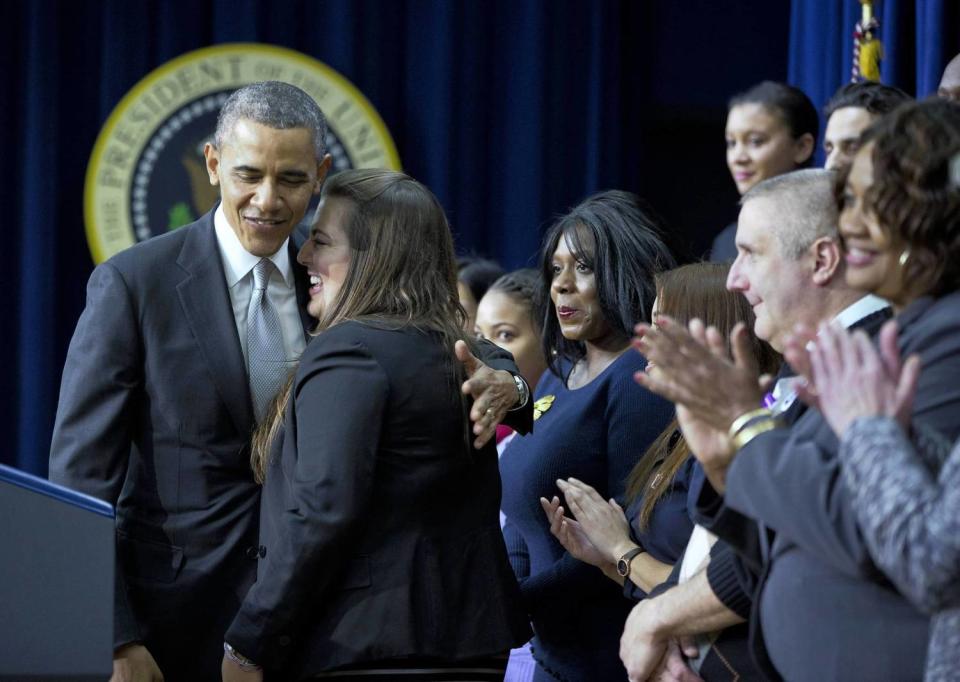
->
[500, 350, 674, 682]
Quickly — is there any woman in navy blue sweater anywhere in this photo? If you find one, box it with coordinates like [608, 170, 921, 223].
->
[499, 191, 676, 682]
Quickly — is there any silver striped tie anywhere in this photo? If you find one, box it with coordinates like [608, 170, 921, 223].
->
[247, 258, 287, 422]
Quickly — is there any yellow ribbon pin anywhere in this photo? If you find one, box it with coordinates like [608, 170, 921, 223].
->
[533, 395, 556, 421]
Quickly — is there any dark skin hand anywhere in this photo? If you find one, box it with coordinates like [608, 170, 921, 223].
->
[455, 340, 521, 448]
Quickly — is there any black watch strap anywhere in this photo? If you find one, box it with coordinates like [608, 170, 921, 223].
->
[617, 547, 644, 578]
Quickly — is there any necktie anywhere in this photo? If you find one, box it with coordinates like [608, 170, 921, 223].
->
[247, 258, 287, 422]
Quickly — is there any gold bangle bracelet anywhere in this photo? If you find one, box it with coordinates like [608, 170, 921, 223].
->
[731, 418, 782, 452]
[728, 407, 773, 439]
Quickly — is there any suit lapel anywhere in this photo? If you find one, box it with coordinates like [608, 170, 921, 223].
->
[176, 214, 254, 436]
[853, 307, 894, 337]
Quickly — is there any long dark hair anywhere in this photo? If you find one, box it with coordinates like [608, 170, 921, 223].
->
[625, 263, 780, 529]
[252, 169, 474, 482]
[538, 190, 675, 380]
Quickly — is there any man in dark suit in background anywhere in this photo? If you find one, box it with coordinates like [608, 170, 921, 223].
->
[49, 81, 530, 681]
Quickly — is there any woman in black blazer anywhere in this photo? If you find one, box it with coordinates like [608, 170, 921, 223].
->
[221, 169, 531, 680]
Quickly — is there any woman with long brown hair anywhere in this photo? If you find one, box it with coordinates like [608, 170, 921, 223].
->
[221, 169, 530, 681]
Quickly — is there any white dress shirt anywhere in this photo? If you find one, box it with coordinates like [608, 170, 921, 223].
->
[213, 206, 306, 368]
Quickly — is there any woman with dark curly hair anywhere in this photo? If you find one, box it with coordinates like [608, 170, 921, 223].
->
[788, 97, 960, 681]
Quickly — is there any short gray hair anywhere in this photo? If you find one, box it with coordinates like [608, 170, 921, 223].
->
[214, 81, 328, 160]
[740, 169, 838, 259]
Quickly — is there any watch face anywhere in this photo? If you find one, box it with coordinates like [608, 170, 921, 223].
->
[617, 559, 629, 577]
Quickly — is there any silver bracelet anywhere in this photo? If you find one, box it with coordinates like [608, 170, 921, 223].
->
[223, 642, 262, 671]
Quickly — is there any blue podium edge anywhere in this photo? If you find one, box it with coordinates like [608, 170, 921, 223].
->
[0, 464, 115, 519]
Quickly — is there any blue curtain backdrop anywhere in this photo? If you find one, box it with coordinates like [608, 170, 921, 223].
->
[789, 0, 960, 163]
[3, 0, 956, 476]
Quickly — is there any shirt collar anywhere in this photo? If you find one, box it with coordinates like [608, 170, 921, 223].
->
[213, 205, 294, 288]
[831, 294, 890, 329]
[770, 294, 891, 408]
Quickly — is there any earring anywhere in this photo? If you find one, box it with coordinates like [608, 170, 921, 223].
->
[899, 249, 911, 268]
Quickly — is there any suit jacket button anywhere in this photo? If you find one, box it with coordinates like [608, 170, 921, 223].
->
[245, 546, 258, 559]
[258, 545, 266, 558]
[278, 635, 291, 646]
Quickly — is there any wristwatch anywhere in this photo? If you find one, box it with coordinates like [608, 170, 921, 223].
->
[510, 373, 530, 410]
[617, 547, 644, 578]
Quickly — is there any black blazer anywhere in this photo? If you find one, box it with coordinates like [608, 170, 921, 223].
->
[49, 210, 314, 679]
[225, 321, 532, 677]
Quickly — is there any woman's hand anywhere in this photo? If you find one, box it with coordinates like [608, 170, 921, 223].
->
[540, 496, 610, 568]
[555, 478, 634, 563]
[808, 320, 921, 437]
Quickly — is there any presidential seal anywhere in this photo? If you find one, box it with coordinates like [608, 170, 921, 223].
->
[84, 43, 401, 263]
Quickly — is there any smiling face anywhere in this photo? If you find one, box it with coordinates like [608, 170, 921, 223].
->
[297, 198, 354, 319]
[823, 106, 877, 172]
[204, 118, 330, 257]
[475, 290, 547, 390]
[726, 197, 814, 351]
[838, 142, 908, 305]
[726, 103, 812, 195]
[549, 231, 615, 345]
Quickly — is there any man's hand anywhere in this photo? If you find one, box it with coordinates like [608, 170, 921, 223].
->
[650, 638, 704, 682]
[111, 643, 163, 682]
[676, 405, 734, 493]
[455, 340, 521, 448]
[621, 599, 671, 682]
[221, 655, 263, 682]
[633, 317, 763, 432]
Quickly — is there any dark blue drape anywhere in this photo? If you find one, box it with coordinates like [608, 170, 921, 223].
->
[789, 0, 960, 162]
[5, 0, 954, 477]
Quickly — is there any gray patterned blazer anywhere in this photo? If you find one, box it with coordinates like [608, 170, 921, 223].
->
[840, 416, 959, 682]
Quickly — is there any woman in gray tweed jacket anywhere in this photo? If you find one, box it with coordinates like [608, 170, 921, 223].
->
[786, 98, 960, 682]
[801, 320, 958, 682]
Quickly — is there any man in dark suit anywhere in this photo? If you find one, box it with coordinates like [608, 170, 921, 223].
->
[49, 82, 530, 681]
[620, 169, 895, 680]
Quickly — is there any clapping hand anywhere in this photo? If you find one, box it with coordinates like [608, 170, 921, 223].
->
[632, 317, 764, 432]
[786, 320, 920, 437]
[540, 495, 610, 568]
[554, 478, 634, 564]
